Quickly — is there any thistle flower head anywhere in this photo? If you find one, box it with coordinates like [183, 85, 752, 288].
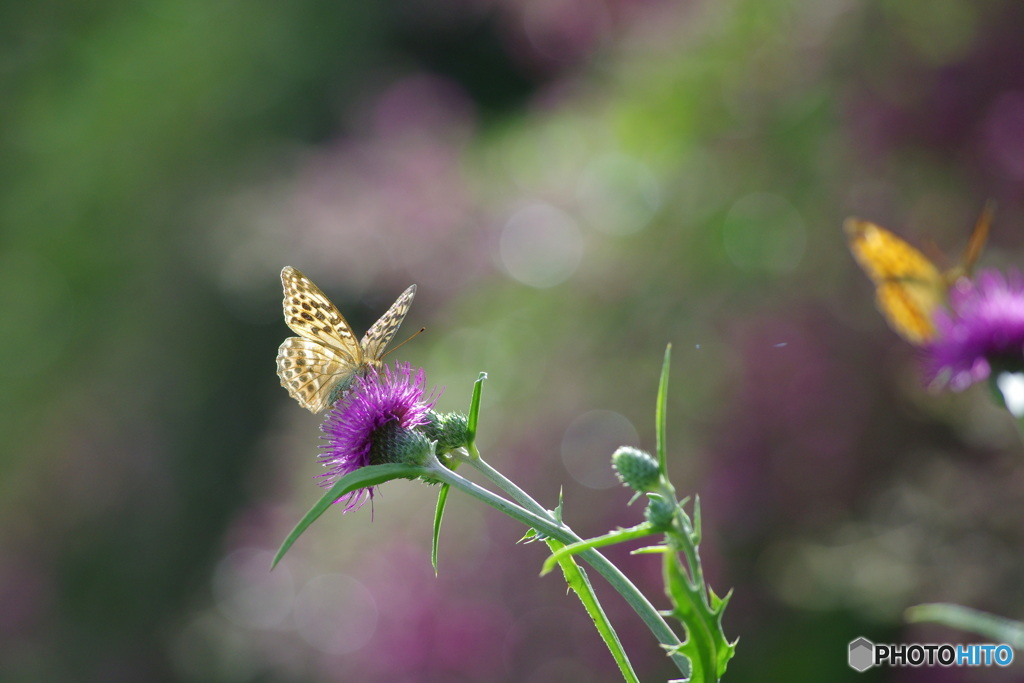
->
[319, 363, 440, 510]
[925, 270, 1024, 391]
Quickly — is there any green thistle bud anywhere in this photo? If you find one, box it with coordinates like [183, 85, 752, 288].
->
[644, 494, 676, 530]
[611, 446, 661, 492]
[421, 410, 470, 454]
[371, 423, 433, 467]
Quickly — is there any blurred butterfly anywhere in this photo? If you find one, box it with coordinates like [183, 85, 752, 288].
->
[276, 266, 417, 412]
[844, 202, 993, 345]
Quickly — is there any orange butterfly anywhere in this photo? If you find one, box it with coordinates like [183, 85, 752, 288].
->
[845, 203, 993, 345]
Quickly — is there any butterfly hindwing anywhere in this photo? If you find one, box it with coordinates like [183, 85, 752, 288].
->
[873, 279, 944, 346]
[277, 337, 358, 413]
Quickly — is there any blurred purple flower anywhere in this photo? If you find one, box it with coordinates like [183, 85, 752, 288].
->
[925, 270, 1024, 390]
[318, 363, 439, 510]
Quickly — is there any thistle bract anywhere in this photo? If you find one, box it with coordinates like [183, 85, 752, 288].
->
[422, 410, 470, 455]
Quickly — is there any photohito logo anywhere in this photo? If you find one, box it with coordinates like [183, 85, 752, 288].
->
[848, 638, 874, 672]
[848, 637, 1014, 671]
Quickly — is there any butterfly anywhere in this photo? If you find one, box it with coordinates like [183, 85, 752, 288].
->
[844, 202, 992, 345]
[276, 266, 417, 412]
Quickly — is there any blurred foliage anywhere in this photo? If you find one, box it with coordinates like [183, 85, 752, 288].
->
[2, 0, 1024, 680]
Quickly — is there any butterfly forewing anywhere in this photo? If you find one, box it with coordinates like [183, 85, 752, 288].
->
[845, 219, 944, 287]
[281, 266, 362, 364]
[360, 284, 416, 363]
[276, 267, 418, 413]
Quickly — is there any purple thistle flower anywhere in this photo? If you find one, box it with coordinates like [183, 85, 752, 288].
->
[925, 270, 1024, 391]
[318, 363, 440, 511]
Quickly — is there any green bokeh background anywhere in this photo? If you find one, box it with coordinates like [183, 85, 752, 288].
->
[3, 0, 1024, 680]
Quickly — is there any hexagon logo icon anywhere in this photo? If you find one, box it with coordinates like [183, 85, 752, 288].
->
[848, 637, 874, 672]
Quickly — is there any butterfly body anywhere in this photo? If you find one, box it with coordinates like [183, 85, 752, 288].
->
[276, 266, 416, 412]
[844, 204, 991, 345]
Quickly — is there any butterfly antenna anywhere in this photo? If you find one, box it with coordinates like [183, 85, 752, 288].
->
[383, 327, 426, 359]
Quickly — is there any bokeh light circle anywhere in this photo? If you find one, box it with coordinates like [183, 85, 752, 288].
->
[499, 203, 584, 288]
[561, 410, 640, 489]
[293, 573, 378, 655]
[576, 153, 661, 236]
[212, 548, 295, 630]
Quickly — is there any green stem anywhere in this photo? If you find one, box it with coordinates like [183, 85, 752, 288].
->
[673, 507, 705, 598]
[655, 485, 706, 603]
[906, 603, 1024, 649]
[546, 536, 639, 683]
[541, 524, 658, 576]
[425, 457, 689, 676]
[466, 459, 640, 679]
[469, 456, 551, 517]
